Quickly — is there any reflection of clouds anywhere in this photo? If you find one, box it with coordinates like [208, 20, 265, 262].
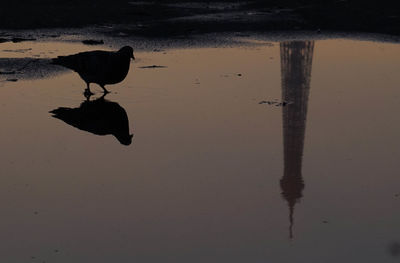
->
[0, 58, 68, 81]
[389, 242, 400, 258]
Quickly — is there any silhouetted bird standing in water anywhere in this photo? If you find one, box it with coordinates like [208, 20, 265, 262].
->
[50, 95, 133, 145]
[52, 46, 135, 94]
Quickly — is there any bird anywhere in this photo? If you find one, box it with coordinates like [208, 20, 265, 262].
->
[52, 46, 135, 94]
[50, 95, 133, 145]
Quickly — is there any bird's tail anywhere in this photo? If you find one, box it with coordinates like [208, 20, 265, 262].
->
[49, 107, 72, 119]
[51, 55, 79, 71]
[50, 107, 82, 128]
[51, 56, 68, 66]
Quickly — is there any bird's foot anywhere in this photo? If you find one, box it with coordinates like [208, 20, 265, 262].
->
[99, 93, 108, 100]
[100, 85, 110, 94]
[84, 88, 94, 99]
[101, 88, 110, 94]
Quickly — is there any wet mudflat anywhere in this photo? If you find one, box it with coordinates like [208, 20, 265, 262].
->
[0, 35, 400, 262]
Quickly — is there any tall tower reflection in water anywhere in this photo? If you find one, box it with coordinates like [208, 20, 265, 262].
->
[279, 41, 314, 239]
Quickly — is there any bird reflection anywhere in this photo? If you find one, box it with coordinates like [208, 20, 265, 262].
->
[50, 95, 133, 145]
[279, 41, 314, 239]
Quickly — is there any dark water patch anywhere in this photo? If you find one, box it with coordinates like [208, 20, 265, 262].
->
[0, 58, 68, 80]
[0, 37, 36, 43]
[259, 100, 292, 107]
[82, 39, 104, 45]
[2, 48, 32, 53]
[138, 65, 167, 69]
[388, 242, 400, 258]
[0, 71, 16, 75]
[11, 37, 36, 43]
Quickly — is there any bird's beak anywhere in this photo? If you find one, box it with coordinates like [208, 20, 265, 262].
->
[131, 54, 135, 60]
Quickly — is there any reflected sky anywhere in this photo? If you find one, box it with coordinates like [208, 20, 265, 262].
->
[0, 38, 399, 262]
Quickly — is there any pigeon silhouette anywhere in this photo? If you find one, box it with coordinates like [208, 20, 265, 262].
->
[52, 46, 135, 94]
[50, 95, 133, 145]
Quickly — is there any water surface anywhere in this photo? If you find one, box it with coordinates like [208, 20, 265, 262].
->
[0, 37, 400, 262]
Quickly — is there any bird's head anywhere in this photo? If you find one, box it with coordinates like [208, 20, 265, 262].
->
[117, 133, 134, 146]
[119, 46, 135, 60]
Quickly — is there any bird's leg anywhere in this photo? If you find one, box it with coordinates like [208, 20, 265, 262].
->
[98, 93, 108, 101]
[100, 85, 110, 94]
[84, 91, 93, 101]
[84, 83, 94, 94]
[84, 83, 94, 99]
[84, 93, 91, 101]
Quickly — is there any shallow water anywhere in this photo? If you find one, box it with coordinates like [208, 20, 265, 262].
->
[0, 37, 400, 262]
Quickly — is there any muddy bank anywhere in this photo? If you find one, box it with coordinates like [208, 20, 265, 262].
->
[0, 1, 399, 37]
[0, 58, 67, 81]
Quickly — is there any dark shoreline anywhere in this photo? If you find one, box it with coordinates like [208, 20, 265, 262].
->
[0, 1, 399, 37]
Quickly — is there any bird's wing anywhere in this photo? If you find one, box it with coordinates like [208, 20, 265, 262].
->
[52, 50, 114, 74]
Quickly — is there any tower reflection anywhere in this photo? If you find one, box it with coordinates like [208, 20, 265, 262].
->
[279, 41, 314, 239]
